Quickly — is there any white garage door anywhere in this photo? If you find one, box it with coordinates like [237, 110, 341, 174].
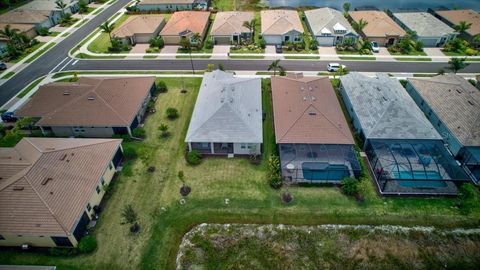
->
[263, 35, 282, 45]
[316, 36, 335, 46]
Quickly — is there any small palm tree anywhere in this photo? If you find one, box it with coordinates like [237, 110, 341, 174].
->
[158, 123, 169, 138]
[352, 18, 368, 35]
[122, 204, 137, 224]
[454, 21, 472, 35]
[448, 57, 469, 73]
[55, 0, 67, 16]
[0, 24, 19, 43]
[268, 59, 284, 76]
[99, 21, 115, 43]
[242, 19, 255, 43]
[343, 2, 351, 17]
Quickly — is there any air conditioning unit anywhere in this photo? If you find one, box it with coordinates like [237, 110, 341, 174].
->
[21, 244, 29, 250]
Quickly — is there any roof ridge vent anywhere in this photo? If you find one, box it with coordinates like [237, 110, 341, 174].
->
[88, 96, 95, 100]
[41, 177, 53, 185]
[468, 100, 474, 106]
[13, 186, 24, 191]
[63, 91, 70, 95]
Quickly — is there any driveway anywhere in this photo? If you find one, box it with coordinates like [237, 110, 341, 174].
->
[130, 44, 149, 54]
[424, 48, 446, 62]
[376, 47, 396, 61]
[318, 46, 339, 61]
[211, 45, 230, 59]
[265, 45, 282, 60]
[159, 45, 179, 59]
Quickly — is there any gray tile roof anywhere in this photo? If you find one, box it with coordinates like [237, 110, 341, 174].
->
[340, 73, 441, 140]
[408, 74, 480, 147]
[393, 12, 456, 37]
[304, 7, 357, 36]
[185, 70, 263, 143]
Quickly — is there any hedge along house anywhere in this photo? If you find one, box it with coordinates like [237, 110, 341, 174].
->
[0, 137, 123, 248]
[210, 11, 254, 45]
[15, 77, 156, 138]
[406, 74, 480, 184]
[392, 12, 457, 47]
[348, 10, 406, 47]
[271, 73, 361, 183]
[111, 15, 166, 46]
[261, 10, 303, 45]
[431, 9, 480, 47]
[305, 7, 358, 46]
[185, 70, 262, 156]
[339, 73, 469, 195]
[159, 11, 210, 45]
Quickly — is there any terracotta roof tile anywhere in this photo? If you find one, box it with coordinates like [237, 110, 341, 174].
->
[112, 15, 165, 38]
[349, 10, 406, 37]
[435, 9, 480, 37]
[160, 11, 210, 36]
[261, 10, 303, 35]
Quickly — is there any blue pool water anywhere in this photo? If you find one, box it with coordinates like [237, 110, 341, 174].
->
[302, 163, 349, 181]
[266, 0, 480, 11]
[392, 170, 447, 188]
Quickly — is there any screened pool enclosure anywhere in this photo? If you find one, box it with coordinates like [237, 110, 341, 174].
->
[279, 144, 361, 183]
[366, 139, 469, 195]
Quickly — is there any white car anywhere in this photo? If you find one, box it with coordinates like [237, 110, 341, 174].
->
[371, 41, 380, 53]
[327, 63, 346, 72]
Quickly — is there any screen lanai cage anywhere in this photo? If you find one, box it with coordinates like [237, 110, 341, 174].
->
[462, 147, 480, 184]
[279, 144, 361, 183]
[366, 139, 470, 195]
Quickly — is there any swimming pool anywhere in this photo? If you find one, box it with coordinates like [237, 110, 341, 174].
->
[302, 163, 349, 181]
[392, 170, 447, 188]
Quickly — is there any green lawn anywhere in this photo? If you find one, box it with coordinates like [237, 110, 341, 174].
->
[87, 15, 131, 53]
[9, 42, 45, 63]
[394, 57, 432, 61]
[339, 56, 376, 60]
[1, 71, 14, 79]
[211, 0, 234, 10]
[93, 8, 104, 15]
[1, 77, 479, 269]
[230, 55, 264, 59]
[284, 55, 320, 60]
[175, 55, 211, 59]
[388, 50, 427, 56]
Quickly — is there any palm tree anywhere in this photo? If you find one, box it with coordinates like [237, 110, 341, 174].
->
[454, 21, 472, 35]
[448, 57, 469, 73]
[0, 24, 22, 49]
[191, 33, 201, 45]
[242, 19, 255, 43]
[352, 19, 368, 35]
[99, 21, 114, 43]
[268, 59, 284, 76]
[55, 0, 67, 16]
[343, 2, 351, 17]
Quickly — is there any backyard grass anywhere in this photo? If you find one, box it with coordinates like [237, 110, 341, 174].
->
[0, 77, 479, 269]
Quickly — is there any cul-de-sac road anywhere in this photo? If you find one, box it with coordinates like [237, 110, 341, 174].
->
[0, 0, 479, 106]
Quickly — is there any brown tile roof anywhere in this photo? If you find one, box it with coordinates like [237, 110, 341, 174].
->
[160, 11, 210, 36]
[349, 10, 406, 37]
[261, 10, 303, 35]
[0, 9, 51, 25]
[112, 15, 165, 38]
[0, 137, 121, 236]
[210, 11, 254, 36]
[271, 74, 354, 145]
[15, 77, 155, 127]
[435, 9, 480, 37]
[408, 74, 480, 147]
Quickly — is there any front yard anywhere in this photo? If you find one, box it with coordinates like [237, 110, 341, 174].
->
[87, 14, 131, 53]
[0, 76, 479, 269]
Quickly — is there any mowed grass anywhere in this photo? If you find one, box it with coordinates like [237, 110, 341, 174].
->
[87, 15, 131, 53]
[0, 77, 480, 270]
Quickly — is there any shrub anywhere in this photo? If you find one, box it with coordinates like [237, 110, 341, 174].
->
[465, 48, 478, 56]
[122, 204, 138, 224]
[341, 177, 359, 196]
[157, 81, 168, 93]
[166, 107, 179, 120]
[145, 47, 160, 53]
[149, 36, 164, 48]
[206, 63, 215, 72]
[205, 39, 213, 49]
[132, 127, 146, 138]
[122, 144, 138, 160]
[158, 123, 169, 138]
[267, 155, 282, 189]
[259, 37, 266, 49]
[458, 183, 479, 215]
[309, 40, 318, 50]
[78, 235, 97, 253]
[37, 27, 50, 36]
[218, 63, 225, 71]
[186, 150, 202, 165]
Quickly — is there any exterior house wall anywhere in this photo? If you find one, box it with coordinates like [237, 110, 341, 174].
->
[137, 3, 193, 11]
[263, 30, 302, 45]
[0, 234, 58, 247]
[162, 35, 181, 44]
[405, 82, 463, 156]
[83, 159, 117, 220]
[233, 143, 261, 155]
[48, 126, 116, 138]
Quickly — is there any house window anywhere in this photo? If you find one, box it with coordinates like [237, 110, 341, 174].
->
[241, 143, 246, 149]
[96, 185, 101, 194]
[294, 36, 301, 42]
[86, 203, 92, 212]
[101, 177, 105, 185]
[74, 126, 85, 133]
[247, 144, 252, 149]
[0, 235, 4, 240]
[109, 163, 113, 170]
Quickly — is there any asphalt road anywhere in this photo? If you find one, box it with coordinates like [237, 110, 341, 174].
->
[0, 0, 132, 105]
[0, 0, 480, 106]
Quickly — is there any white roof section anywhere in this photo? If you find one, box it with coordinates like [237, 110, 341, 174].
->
[305, 7, 357, 36]
[185, 70, 263, 144]
[18, 0, 78, 11]
[393, 12, 456, 37]
[340, 73, 441, 140]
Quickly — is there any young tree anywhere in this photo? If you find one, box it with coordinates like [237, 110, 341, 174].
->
[78, 0, 88, 14]
[268, 59, 284, 76]
[99, 21, 115, 43]
[454, 21, 472, 35]
[178, 170, 191, 196]
[242, 19, 255, 43]
[55, 0, 67, 16]
[342, 2, 351, 17]
[180, 36, 191, 50]
[448, 57, 469, 73]
[352, 19, 368, 34]
[122, 204, 137, 224]
[158, 123, 169, 138]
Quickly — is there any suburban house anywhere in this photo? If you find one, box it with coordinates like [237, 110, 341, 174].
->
[19, 0, 79, 26]
[210, 11, 254, 45]
[349, 10, 406, 46]
[0, 137, 123, 248]
[185, 70, 262, 156]
[305, 7, 358, 46]
[261, 10, 303, 45]
[112, 15, 166, 45]
[159, 11, 210, 45]
[431, 9, 480, 46]
[0, 23, 37, 56]
[271, 73, 361, 183]
[392, 12, 457, 47]
[15, 77, 156, 138]
[406, 74, 480, 184]
[136, 0, 208, 11]
[339, 73, 469, 195]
